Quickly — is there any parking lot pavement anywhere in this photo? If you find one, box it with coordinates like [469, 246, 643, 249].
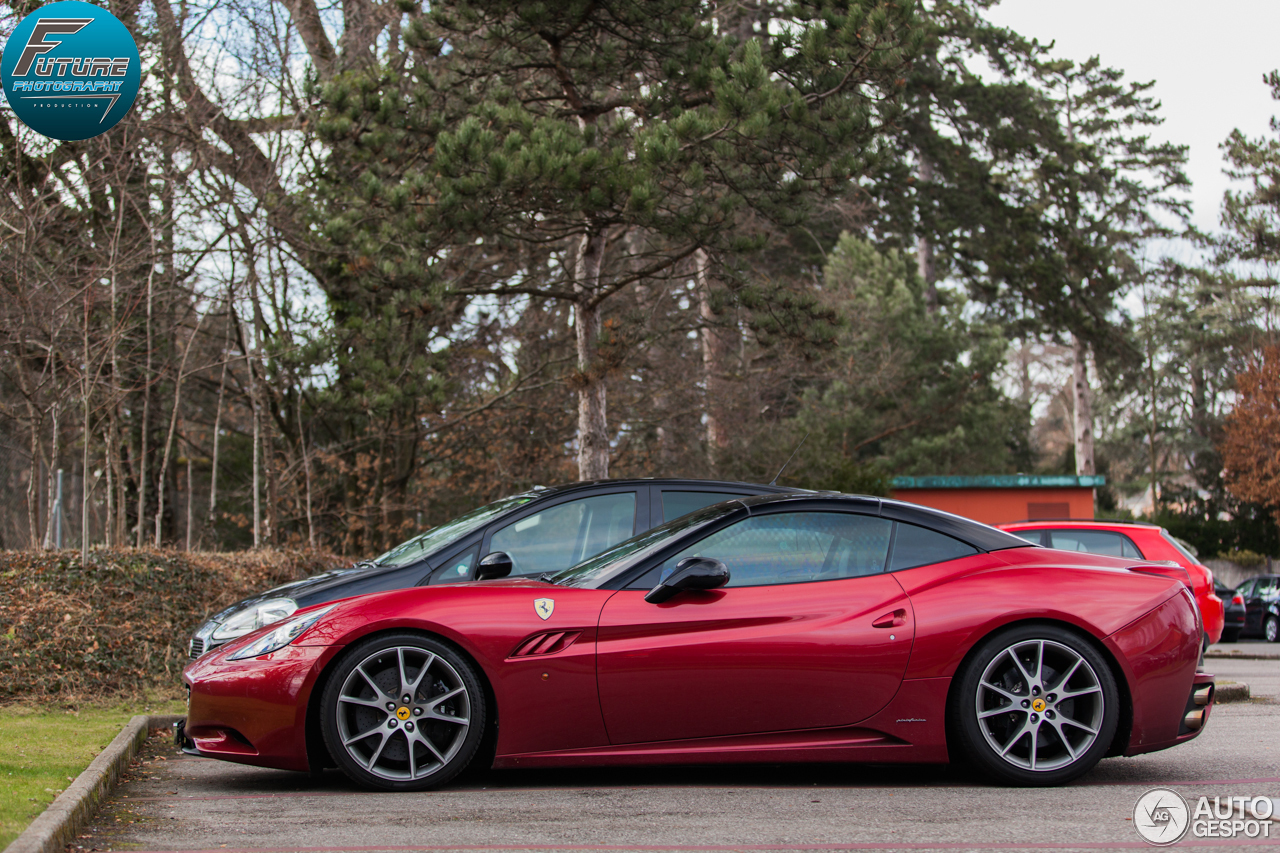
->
[72, 658, 1280, 853]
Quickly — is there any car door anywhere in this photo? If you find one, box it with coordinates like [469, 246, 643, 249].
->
[481, 488, 645, 578]
[1237, 580, 1259, 634]
[1257, 577, 1280, 632]
[595, 509, 913, 744]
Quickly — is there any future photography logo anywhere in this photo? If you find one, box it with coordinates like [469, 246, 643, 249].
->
[1, 0, 141, 140]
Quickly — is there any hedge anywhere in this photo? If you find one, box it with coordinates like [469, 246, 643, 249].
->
[0, 549, 344, 703]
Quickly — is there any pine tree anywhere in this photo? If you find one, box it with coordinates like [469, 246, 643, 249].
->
[1220, 70, 1280, 284]
[1018, 57, 1190, 476]
[312, 0, 919, 479]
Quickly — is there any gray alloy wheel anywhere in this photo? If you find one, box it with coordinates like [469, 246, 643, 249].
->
[954, 625, 1119, 786]
[321, 633, 485, 791]
[1267, 616, 1279, 644]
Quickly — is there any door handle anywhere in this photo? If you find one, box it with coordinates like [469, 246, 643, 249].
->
[872, 609, 906, 629]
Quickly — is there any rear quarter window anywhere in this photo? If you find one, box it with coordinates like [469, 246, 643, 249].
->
[888, 523, 978, 571]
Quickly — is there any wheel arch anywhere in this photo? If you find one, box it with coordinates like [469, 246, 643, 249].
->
[942, 617, 1134, 762]
[304, 627, 500, 775]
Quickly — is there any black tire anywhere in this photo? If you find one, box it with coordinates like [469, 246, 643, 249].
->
[951, 624, 1120, 787]
[1266, 616, 1279, 644]
[320, 632, 487, 791]
[1221, 628, 1240, 643]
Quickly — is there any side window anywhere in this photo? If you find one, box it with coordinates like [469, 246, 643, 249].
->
[489, 492, 637, 576]
[660, 491, 748, 523]
[428, 546, 478, 585]
[636, 512, 892, 589]
[1238, 580, 1256, 598]
[888, 523, 978, 571]
[1047, 530, 1142, 559]
[1010, 530, 1046, 547]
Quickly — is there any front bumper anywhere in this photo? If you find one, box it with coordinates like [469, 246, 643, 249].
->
[182, 642, 341, 772]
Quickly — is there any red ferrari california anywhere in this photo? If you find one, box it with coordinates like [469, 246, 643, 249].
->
[183, 493, 1213, 789]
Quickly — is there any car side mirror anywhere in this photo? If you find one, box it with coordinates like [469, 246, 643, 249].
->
[476, 551, 514, 581]
[644, 557, 730, 604]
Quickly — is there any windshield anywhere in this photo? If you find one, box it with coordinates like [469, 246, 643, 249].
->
[373, 494, 536, 568]
[1160, 530, 1200, 564]
[551, 501, 744, 589]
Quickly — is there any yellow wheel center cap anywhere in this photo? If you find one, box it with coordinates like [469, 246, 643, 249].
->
[1032, 698, 1046, 713]
[396, 706, 411, 720]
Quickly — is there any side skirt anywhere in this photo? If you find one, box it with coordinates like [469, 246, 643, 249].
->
[494, 677, 952, 769]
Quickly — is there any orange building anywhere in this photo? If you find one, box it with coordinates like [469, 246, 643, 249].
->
[890, 475, 1104, 526]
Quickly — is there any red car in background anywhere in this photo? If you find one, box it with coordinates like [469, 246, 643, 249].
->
[999, 520, 1224, 649]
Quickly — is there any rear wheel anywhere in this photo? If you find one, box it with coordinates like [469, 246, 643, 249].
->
[952, 624, 1119, 787]
[1266, 617, 1279, 644]
[321, 633, 486, 791]
[1221, 628, 1240, 643]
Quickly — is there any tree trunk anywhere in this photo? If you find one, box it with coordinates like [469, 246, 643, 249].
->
[1072, 334, 1095, 476]
[251, 364, 262, 548]
[81, 287, 92, 561]
[209, 298, 232, 522]
[104, 423, 115, 548]
[186, 449, 194, 551]
[916, 154, 938, 316]
[697, 249, 732, 473]
[299, 391, 316, 549]
[155, 310, 204, 546]
[20, 334, 42, 548]
[44, 398, 60, 550]
[136, 267, 154, 547]
[574, 227, 609, 480]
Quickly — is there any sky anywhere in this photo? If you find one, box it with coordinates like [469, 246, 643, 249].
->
[986, 0, 1280, 234]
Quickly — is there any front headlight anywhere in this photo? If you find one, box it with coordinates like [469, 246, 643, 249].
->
[226, 605, 336, 661]
[211, 598, 299, 643]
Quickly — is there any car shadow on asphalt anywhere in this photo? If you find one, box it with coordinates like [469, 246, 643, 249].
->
[453, 762, 965, 790]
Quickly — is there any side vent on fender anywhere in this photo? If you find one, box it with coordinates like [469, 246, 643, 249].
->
[509, 631, 582, 658]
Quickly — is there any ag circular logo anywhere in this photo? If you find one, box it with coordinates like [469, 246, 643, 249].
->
[1134, 788, 1190, 845]
[2, 1, 141, 140]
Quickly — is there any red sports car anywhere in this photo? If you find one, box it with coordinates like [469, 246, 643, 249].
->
[183, 494, 1213, 790]
[998, 520, 1225, 649]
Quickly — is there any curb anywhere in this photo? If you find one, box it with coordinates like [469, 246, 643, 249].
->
[1207, 652, 1280, 661]
[2, 713, 184, 853]
[1215, 681, 1252, 703]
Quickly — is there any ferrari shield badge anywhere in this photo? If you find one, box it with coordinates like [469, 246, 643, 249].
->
[534, 598, 554, 620]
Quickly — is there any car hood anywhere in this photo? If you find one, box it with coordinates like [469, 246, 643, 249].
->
[205, 565, 387, 624]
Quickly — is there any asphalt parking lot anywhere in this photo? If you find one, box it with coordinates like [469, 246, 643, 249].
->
[71, 643, 1280, 853]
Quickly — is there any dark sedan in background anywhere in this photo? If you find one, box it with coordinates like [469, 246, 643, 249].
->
[1235, 574, 1280, 642]
[1215, 582, 1246, 643]
[189, 479, 793, 658]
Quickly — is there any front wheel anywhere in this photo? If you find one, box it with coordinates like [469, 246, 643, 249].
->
[320, 633, 487, 791]
[1266, 616, 1279, 644]
[952, 625, 1119, 787]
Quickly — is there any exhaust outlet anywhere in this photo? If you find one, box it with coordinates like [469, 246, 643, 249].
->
[1183, 708, 1205, 731]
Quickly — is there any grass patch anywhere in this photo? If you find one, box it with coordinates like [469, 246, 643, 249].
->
[0, 695, 184, 848]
